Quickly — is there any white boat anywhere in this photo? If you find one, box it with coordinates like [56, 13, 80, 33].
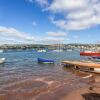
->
[37, 49, 46, 52]
[67, 49, 72, 52]
[52, 49, 63, 52]
[52, 43, 64, 52]
[0, 50, 3, 53]
[0, 58, 5, 64]
[94, 68, 100, 73]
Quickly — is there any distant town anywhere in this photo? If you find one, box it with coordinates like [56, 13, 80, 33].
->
[0, 44, 100, 51]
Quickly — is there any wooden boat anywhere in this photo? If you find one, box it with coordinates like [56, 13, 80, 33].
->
[38, 58, 54, 63]
[62, 60, 100, 73]
[80, 51, 100, 56]
[0, 58, 5, 64]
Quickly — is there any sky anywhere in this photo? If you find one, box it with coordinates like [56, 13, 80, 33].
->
[0, 0, 100, 44]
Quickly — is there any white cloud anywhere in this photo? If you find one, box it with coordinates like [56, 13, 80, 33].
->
[67, 9, 93, 20]
[49, 0, 86, 12]
[27, 0, 34, 3]
[35, 0, 49, 8]
[0, 26, 35, 44]
[38, 36, 65, 44]
[0, 26, 68, 44]
[36, 0, 100, 30]
[46, 31, 67, 37]
[43, 31, 68, 44]
[43, 37, 64, 41]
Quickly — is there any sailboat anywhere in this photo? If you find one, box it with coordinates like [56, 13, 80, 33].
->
[52, 44, 63, 52]
[52, 49, 63, 52]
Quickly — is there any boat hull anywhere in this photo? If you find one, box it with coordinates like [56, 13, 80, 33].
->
[37, 50, 46, 52]
[38, 58, 54, 64]
[62, 60, 100, 73]
[80, 52, 100, 56]
[0, 58, 5, 64]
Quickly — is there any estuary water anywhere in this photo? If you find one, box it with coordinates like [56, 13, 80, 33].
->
[0, 50, 97, 100]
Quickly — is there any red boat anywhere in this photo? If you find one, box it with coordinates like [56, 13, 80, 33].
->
[80, 51, 100, 56]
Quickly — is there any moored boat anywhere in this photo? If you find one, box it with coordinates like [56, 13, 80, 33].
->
[80, 51, 100, 56]
[0, 58, 5, 64]
[0, 50, 3, 53]
[37, 49, 46, 52]
[52, 49, 63, 52]
[67, 49, 72, 52]
[62, 60, 100, 73]
[37, 58, 54, 64]
[88, 56, 100, 62]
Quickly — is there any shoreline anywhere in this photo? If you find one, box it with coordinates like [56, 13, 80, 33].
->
[62, 75, 100, 100]
[62, 86, 100, 100]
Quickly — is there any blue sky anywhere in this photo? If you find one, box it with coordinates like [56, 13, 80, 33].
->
[0, 0, 100, 44]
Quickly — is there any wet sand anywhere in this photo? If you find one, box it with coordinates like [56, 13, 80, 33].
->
[62, 86, 100, 100]
[0, 61, 100, 100]
[0, 78, 85, 100]
[62, 75, 100, 100]
[0, 71, 100, 100]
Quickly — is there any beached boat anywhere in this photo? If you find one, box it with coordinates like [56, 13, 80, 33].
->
[80, 51, 100, 56]
[62, 60, 100, 73]
[38, 58, 54, 63]
[0, 58, 5, 64]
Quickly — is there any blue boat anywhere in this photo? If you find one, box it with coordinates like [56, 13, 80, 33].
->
[88, 56, 100, 59]
[92, 56, 100, 59]
[37, 58, 54, 63]
[88, 56, 100, 62]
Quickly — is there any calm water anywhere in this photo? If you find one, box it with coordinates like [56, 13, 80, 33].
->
[0, 50, 97, 100]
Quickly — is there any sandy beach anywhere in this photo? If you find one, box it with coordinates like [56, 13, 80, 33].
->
[62, 75, 100, 100]
[62, 87, 100, 100]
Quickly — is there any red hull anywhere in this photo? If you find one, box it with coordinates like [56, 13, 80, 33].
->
[80, 52, 100, 56]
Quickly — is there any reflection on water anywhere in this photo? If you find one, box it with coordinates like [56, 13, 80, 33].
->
[0, 50, 100, 100]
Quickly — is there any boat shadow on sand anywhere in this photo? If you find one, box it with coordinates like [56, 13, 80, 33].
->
[82, 93, 100, 100]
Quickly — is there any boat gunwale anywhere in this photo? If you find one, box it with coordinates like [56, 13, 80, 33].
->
[62, 60, 100, 68]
